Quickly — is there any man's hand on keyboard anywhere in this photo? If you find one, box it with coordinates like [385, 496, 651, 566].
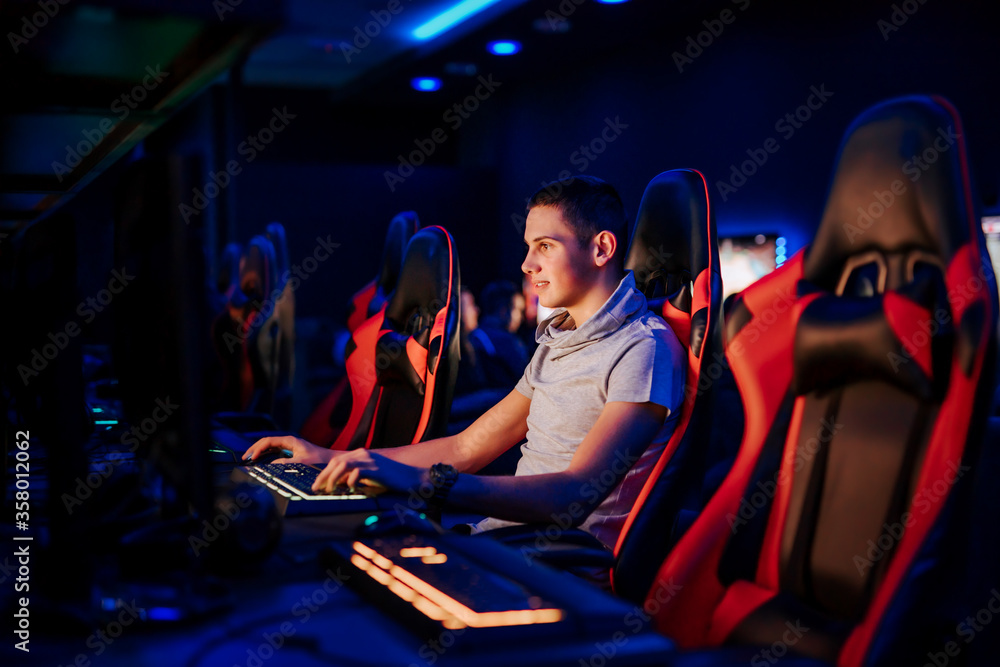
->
[243, 435, 336, 466]
[312, 449, 425, 495]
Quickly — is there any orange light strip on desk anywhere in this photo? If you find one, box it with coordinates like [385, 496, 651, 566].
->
[351, 541, 564, 628]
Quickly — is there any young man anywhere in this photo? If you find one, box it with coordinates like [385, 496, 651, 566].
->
[244, 175, 685, 549]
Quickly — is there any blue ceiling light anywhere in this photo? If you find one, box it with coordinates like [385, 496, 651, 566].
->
[413, 0, 505, 41]
[487, 40, 521, 55]
[411, 77, 442, 92]
[595, 0, 629, 4]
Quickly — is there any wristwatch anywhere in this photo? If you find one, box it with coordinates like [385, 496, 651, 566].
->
[427, 462, 459, 509]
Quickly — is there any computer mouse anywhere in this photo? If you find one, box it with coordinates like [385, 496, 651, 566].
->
[357, 507, 443, 537]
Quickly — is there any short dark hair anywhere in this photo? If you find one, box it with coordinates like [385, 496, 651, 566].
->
[527, 175, 628, 251]
[479, 279, 520, 318]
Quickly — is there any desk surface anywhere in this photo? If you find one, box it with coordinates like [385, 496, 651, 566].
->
[13, 508, 677, 667]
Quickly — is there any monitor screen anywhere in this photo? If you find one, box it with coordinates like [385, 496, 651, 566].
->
[719, 233, 783, 299]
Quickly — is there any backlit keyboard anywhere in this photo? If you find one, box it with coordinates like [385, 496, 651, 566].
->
[238, 462, 384, 515]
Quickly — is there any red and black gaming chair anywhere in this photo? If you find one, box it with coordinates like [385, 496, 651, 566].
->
[484, 169, 729, 598]
[251, 221, 295, 426]
[346, 211, 420, 332]
[611, 168, 727, 602]
[300, 211, 420, 445]
[330, 225, 461, 450]
[211, 234, 277, 414]
[648, 96, 998, 665]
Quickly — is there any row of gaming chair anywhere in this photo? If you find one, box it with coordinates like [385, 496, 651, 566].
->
[211, 221, 296, 430]
[306, 95, 998, 665]
[648, 95, 998, 664]
[526, 94, 997, 666]
[299, 212, 462, 451]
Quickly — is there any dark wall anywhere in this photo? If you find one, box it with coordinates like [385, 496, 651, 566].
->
[65, 0, 1000, 333]
[218, 1, 1000, 305]
[473, 1, 1000, 274]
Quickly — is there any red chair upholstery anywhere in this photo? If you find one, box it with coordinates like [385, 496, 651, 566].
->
[612, 168, 726, 602]
[301, 211, 420, 445]
[331, 225, 461, 450]
[648, 96, 998, 665]
[346, 211, 420, 332]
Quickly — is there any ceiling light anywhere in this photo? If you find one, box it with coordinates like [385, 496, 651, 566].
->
[411, 77, 443, 92]
[487, 40, 521, 55]
[413, 0, 505, 41]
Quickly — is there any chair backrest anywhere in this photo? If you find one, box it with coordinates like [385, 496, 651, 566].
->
[331, 225, 461, 450]
[217, 242, 243, 303]
[256, 221, 295, 426]
[346, 211, 420, 332]
[612, 168, 725, 602]
[649, 96, 998, 666]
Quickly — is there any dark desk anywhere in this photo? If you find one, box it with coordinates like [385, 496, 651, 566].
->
[16, 505, 677, 667]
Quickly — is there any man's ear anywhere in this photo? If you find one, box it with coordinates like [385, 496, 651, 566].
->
[592, 231, 617, 267]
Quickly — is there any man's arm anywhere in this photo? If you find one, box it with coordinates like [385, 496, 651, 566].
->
[246, 388, 529, 472]
[313, 399, 666, 525]
[374, 388, 530, 472]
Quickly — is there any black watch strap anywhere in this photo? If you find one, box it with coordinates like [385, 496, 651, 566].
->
[427, 462, 458, 509]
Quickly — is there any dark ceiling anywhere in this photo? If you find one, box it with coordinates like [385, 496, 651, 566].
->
[2, 0, 998, 238]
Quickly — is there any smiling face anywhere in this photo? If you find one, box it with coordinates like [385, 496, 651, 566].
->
[521, 205, 600, 313]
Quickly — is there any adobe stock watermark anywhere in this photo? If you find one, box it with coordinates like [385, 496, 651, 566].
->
[51, 65, 170, 181]
[62, 397, 179, 514]
[517, 448, 641, 567]
[179, 106, 297, 224]
[878, 0, 931, 41]
[17, 267, 134, 385]
[923, 588, 1000, 667]
[715, 84, 835, 202]
[853, 459, 969, 577]
[220, 235, 339, 352]
[671, 0, 751, 73]
[384, 75, 502, 192]
[726, 417, 844, 532]
[54, 599, 143, 666]
[187, 490, 253, 556]
[578, 577, 684, 667]
[541, 0, 586, 31]
[7, 0, 72, 54]
[843, 125, 958, 244]
[883, 258, 995, 375]
[750, 619, 810, 666]
[509, 117, 629, 234]
[232, 567, 350, 667]
[340, 0, 414, 63]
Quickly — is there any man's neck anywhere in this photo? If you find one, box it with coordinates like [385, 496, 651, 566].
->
[563, 273, 623, 328]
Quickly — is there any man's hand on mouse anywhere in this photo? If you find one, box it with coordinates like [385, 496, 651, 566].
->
[242, 435, 334, 466]
[311, 449, 425, 495]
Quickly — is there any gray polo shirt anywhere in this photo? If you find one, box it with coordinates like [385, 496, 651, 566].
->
[473, 272, 685, 548]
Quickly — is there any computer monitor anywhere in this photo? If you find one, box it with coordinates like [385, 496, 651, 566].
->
[718, 233, 783, 299]
[112, 154, 214, 522]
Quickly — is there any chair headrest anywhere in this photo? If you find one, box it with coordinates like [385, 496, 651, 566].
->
[377, 211, 420, 293]
[241, 235, 277, 305]
[381, 226, 460, 395]
[385, 226, 456, 330]
[625, 169, 713, 303]
[804, 95, 974, 291]
[265, 222, 289, 280]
